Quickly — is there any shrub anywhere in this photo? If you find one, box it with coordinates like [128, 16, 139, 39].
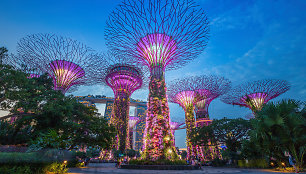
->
[0, 164, 48, 174]
[75, 162, 85, 168]
[211, 158, 227, 167]
[45, 162, 68, 174]
[238, 159, 268, 168]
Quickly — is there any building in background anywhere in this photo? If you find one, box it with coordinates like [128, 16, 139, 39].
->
[76, 95, 147, 152]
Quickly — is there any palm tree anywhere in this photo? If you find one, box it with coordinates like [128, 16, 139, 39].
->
[251, 99, 305, 169]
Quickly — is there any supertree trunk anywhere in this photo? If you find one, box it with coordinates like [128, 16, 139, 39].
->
[185, 105, 197, 159]
[143, 66, 177, 160]
[112, 90, 130, 152]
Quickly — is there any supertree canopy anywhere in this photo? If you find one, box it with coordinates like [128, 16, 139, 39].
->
[195, 76, 231, 127]
[221, 79, 290, 114]
[129, 116, 141, 149]
[169, 121, 185, 147]
[94, 52, 145, 152]
[105, 0, 209, 160]
[17, 33, 97, 93]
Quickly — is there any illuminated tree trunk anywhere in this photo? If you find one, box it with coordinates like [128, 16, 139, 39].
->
[143, 66, 177, 160]
[185, 105, 197, 159]
[112, 90, 130, 152]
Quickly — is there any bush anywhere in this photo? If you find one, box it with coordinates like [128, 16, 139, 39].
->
[45, 162, 68, 174]
[211, 158, 227, 167]
[0, 152, 72, 173]
[238, 159, 268, 168]
[0, 164, 48, 174]
[128, 159, 187, 165]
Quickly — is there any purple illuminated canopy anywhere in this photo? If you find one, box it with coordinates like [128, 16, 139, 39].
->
[168, 75, 231, 111]
[129, 116, 141, 130]
[105, 0, 209, 71]
[170, 121, 185, 130]
[105, 64, 143, 96]
[17, 33, 97, 93]
[49, 60, 85, 93]
[221, 79, 290, 112]
[137, 33, 177, 69]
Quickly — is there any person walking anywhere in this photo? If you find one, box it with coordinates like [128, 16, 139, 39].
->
[285, 151, 299, 173]
[288, 154, 298, 173]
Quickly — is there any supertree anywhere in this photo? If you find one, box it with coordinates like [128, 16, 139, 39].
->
[168, 75, 230, 159]
[168, 76, 204, 158]
[221, 79, 290, 115]
[169, 121, 185, 147]
[195, 76, 231, 127]
[105, 0, 209, 160]
[193, 76, 231, 161]
[16, 33, 97, 94]
[129, 116, 141, 149]
[94, 52, 145, 152]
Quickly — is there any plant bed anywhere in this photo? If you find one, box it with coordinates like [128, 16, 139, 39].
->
[120, 164, 200, 170]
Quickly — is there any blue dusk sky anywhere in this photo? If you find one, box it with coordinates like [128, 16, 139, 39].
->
[1, 0, 305, 148]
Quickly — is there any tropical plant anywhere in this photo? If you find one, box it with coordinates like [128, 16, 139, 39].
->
[28, 129, 72, 151]
[191, 118, 251, 161]
[250, 99, 305, 169]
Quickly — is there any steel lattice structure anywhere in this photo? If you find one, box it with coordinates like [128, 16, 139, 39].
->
[94, 52, 145, 152]
[168, 75, 230, 159]
[105, 0, 209, 160]
[221, 79, 290, 114]
[3, 54, 42, 78]
[17, 33, 97, 93]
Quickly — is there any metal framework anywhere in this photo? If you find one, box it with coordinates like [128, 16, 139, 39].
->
[17, 33, 97, 93]
[3, 54, 42, 78]
[94, 52, 145, 152]
[105, 0, 209, 160]
[221, 79, 290, 113]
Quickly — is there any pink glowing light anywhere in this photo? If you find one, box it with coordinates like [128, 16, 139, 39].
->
[174, 91, 197, 110]
[137, 33, 177, 69]
[129, 116, 140, 130]
[49, 60, 85, 93]
[27, 74, 40, 79]
[241, 92, 269, 110]
[221, 79, 290, 113]
[105, 65, 143, 96]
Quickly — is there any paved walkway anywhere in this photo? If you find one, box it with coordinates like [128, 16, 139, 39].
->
[68, 163, 304, 174]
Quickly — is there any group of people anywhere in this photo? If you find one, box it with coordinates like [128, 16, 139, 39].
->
[188, 157, 202, 169]
[115, 157, 128, 168]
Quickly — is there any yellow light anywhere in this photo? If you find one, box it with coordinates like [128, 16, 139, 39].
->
[168, 149, 172, 153]
[63, 160, 67, 164]
[281, 162, 285, 166]
[164, 136, 170, 141]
